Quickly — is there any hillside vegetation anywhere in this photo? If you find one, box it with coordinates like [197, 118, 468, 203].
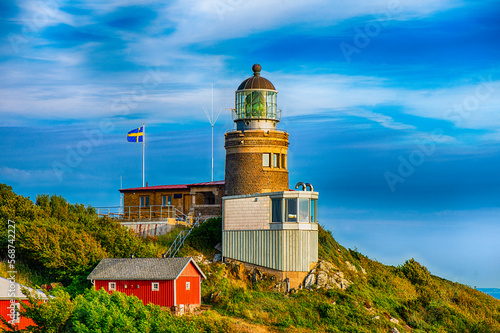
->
[1, 184, 499, 332]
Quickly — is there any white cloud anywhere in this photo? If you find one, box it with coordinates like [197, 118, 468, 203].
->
[161, 0, 461, 45]
[0, 166, 57, 183]
[3, 0, 496, 137]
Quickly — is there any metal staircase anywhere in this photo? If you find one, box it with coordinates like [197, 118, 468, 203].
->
[163, 216, 209, 258]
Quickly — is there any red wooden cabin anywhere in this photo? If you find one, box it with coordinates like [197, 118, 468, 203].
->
[0, 277, 50, 330]
[87, 257, 206, 312]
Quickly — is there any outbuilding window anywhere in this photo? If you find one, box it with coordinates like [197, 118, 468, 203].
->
[186, 281, 191, 290]
[271, 198, 282, 222]
[109, 282, 116, 290]
[140, 196, 149, 207]
[152, 282, 159, 291]
[12, 303, 20, 324]
[271, 197, 317, 223]
[285, 198, 297, 222]
[162, 196, 172, 206]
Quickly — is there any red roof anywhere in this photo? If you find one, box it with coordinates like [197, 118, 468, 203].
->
[189, 180, 225, 187]
[119, 180, 225, 192]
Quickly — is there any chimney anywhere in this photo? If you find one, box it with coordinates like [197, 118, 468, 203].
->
[146, 182, 148, 187]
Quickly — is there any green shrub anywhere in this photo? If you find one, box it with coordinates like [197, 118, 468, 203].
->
[399, 259, 432, 286]
[185, 217, 222, 254]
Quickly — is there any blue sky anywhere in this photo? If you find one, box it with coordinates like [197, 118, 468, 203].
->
[1, 0, 499, 287]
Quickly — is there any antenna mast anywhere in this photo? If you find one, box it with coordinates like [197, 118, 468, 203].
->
[203, 83, 222, 182]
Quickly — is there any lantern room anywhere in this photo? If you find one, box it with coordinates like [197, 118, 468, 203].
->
[233, 64, 280, 131]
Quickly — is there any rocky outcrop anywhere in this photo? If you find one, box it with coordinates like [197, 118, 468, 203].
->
[345, 261, 357, 272]
[228, 260, 246, 279]
[192, 254, 211, 265]
[303, 260, 352, 290]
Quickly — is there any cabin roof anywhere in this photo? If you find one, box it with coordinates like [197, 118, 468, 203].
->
[87, 257, 206, 281]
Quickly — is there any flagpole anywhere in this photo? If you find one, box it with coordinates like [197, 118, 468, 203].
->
[142, 123, 145, 187]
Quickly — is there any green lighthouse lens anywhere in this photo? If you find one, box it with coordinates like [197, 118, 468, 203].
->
[244, 91, 266, 118]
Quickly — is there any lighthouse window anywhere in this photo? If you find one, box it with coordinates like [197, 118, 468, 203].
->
[281, 155, 286, 169]
[273, 154, 279, 168]
[262, 153, 271, 167]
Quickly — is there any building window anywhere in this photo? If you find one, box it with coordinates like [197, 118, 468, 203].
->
[173, 193, 182, 199]
[298, 199, 310, 222]
[152, 282, 159, 291]
[186, 281, 191, 290]
[203, 192, 216, 205]
[162, 195, 172, 206]
[140, 196, 149, 207]
[281, 154, 286, 169]
[285, 198, 297, 222]
[11, 303, 20, 324]
[271, 198, 282, 222]
[109, 282, 116, 291]
[311, 199, 317, 222]
[262, 153, 270, 167]
[273, 153, 279, 168]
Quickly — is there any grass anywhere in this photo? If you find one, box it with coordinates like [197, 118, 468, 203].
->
[193, 222, 500, 333]
[4, 214, 500, 333]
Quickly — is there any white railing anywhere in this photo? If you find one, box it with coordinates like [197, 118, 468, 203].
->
[95, 205, 186, 222]
[164, 217, 210, 258]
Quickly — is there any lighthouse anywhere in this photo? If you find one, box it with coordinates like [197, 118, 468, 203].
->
[224, 64, 289, 196]
[222, 64, 318, 288]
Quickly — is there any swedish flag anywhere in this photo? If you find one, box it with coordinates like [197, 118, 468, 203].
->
[127, 126, 144, 142]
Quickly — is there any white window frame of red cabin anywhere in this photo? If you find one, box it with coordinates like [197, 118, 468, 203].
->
[186, 281, 190, 290]
[152, 282, 159, 291]
[10, 302, 20, 324]
[109, 282, 116, 290]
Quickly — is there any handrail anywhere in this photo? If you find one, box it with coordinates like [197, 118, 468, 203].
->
[164, 217, 210, 258]
[96, 205, 179, 221]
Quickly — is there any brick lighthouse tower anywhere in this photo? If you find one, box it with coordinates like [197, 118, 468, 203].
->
[224, 64, 289, 196]
[222, 64, 318, 288]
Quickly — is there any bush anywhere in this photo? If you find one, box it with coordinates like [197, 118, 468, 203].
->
[0, 184, 158, 292]
[185, 217, 222, 254]
[18, 288, 229, 333]
[399, 259, 432, 286]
